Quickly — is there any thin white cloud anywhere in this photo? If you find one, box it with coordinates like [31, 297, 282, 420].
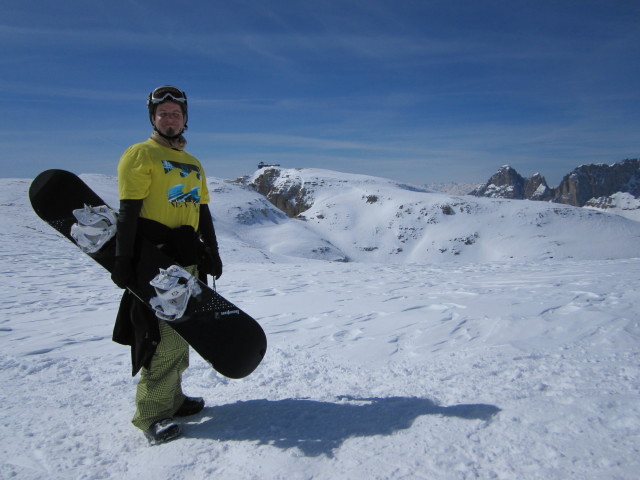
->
[0, 21, 578, 68]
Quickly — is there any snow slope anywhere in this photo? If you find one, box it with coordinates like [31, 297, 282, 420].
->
[243, 168, 640, 263]
[1, 172, 639, 480]
[585, 192, 640, 222]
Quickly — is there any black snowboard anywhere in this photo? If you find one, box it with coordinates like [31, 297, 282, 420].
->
[29, 169, 267, 379]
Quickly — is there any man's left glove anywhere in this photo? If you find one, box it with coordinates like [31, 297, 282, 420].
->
[199, 242, 223, 280]
[198, 204, 222, 280]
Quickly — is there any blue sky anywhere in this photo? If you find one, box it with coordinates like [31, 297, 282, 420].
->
[2, 0, 639, 186]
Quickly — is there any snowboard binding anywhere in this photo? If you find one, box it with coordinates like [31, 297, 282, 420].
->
[70, 204, 118, 253]
[149, 265, 202, 322]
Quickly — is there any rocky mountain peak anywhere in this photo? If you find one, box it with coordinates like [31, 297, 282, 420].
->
[554, 159, 640, 206]
[470, 166, 553, 201]
[471, 158, 639, 207]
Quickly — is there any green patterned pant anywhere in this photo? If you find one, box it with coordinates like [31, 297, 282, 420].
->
[131, 265, 196, 431]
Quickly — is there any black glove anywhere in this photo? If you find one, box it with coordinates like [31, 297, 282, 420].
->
[198, 204, 222, 280]
[111, 256, 134, 289]
[199, 242, 223, 280]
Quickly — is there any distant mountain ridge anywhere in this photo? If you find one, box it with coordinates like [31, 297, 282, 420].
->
[471, 158, 640, 208]
[237, 167, 640, 263]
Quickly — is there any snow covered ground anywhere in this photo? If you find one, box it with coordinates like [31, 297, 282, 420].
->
[1, 172, 639, 479]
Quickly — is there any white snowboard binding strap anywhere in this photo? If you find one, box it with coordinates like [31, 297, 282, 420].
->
[70, 204, 118, 253]
[149, 265, 202, 322]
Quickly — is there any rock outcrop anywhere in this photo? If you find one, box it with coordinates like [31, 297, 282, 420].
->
[245, 167, 314, 218]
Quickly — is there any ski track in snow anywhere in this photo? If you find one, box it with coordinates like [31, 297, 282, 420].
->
[1, 177, 640, 479]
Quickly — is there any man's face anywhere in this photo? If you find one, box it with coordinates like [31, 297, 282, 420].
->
[154, 101, 185, 137]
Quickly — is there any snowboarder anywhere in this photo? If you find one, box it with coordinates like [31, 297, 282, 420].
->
[111, 85, 223, 445]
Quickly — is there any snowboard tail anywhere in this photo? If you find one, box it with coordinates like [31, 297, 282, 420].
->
[29, 169, 267, 379]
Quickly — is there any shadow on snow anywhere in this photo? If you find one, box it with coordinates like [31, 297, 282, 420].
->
[185, 396, 501, 457]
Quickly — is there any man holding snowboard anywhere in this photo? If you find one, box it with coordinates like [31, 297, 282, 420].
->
[111, 85, 223, 444]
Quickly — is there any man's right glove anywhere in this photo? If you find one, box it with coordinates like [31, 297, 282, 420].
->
[111, 256, 134, 289]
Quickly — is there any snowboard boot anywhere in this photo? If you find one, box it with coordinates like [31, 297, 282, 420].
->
[175, 396, 205, 417]
[143, 418, 182, 445]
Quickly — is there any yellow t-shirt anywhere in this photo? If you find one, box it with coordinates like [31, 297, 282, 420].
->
[117, 138, 210, 229]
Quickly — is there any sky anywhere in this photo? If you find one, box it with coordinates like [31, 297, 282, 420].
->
[1, 0, 639, 186]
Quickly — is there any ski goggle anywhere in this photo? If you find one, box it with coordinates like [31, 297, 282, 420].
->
[149, 86, 187, 104]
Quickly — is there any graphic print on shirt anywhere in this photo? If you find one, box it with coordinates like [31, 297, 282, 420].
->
[162, 160, 202, 206]
[162, 160, 202, 180]
[168, 184, 201, 204]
